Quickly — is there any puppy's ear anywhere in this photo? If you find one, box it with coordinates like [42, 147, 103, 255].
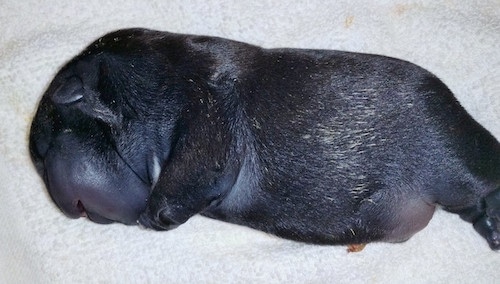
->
[51, 76, 84, 104]
[50, 59, 122, 125]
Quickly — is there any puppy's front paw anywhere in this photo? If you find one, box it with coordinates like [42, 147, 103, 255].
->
[138, 208, 181, 231]
[137, 193, 191, 231]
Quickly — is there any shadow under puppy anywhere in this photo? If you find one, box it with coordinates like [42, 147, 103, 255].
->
[30, 28, 500, 251]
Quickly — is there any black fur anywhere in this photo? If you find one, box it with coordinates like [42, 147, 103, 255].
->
[30, 28, 500, 249]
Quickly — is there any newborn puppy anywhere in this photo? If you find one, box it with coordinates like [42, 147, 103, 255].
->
[30, 28, 500, 250]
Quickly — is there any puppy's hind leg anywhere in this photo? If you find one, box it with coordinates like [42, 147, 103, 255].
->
[435, 117, 500, 250]
[469, 190, 500, 250]
[440, 185, 500, 250]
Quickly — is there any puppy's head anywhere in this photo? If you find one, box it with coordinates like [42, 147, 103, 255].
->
[29, 29, 180, 225]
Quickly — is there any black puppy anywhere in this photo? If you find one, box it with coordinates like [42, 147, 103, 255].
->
[30, 28, 500, 250]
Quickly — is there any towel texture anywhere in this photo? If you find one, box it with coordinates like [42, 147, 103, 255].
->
[1, 0, 499, 283]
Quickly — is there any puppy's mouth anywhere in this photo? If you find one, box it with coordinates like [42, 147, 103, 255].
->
[41, 138, 153, 226]
[75, 200, 114, 224]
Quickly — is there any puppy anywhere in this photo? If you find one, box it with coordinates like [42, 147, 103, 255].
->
[29, 28, 500, 250]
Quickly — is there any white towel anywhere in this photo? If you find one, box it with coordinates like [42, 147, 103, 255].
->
[1, 1, 499, 282]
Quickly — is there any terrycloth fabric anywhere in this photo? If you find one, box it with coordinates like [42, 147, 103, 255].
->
[1, 0, 499, 282]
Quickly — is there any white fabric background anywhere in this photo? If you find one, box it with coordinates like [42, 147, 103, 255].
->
[1, 0, 499, 283]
